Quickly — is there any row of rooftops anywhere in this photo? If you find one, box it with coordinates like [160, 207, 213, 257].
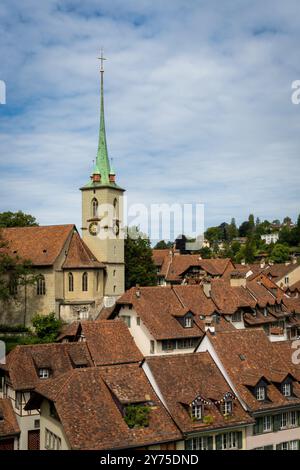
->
[2, 326, 300, 449]
[101, 276, 300, 341]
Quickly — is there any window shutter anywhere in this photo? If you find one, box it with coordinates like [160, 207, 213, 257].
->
[258, 417, 264, 434]
[185, 439, 192, 450]
[207, 436, 213, 450]
[273, 414, 281, 432]
[253, 419, 259, 435]
[215, 434, 222, 450]
[276, 443, 281, 450]
[237, 431, 243, 449]
[297, 411, 300, 427]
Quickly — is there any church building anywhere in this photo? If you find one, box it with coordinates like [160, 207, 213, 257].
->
[0, 56, 125, 325]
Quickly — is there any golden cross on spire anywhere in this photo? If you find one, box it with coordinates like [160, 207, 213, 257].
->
[98, 48, 107, 73]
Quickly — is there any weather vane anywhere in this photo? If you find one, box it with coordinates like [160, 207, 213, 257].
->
[98, 48, 107, 72]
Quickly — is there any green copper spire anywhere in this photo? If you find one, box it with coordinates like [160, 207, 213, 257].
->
[96, 50, 111, 184]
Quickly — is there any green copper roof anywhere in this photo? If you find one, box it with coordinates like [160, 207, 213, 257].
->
[82, 64, 124, 190]
[96, 68, 111, 184]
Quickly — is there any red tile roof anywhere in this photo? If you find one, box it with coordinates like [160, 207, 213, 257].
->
[58, 320, 143, 366]
[26, 365, 182, 450]
[205, 329, 300, 412]
[146, 352, 253, 433]
[62, 231, 104, 269]
[115, 286, 205, 340]
[0, 398, 20, 438]
[0, 225, 74, 266]
[1, 342, 93, 391]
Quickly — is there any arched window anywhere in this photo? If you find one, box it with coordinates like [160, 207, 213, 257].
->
[113, 198, 118, 219]
[82, 272, 88, 292]
[68, 272, 74, 292]
[91, 198, 98, 218]
[37, 275, 46, 296]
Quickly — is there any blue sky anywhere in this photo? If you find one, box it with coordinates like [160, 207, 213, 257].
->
[0, 0, 299, 239]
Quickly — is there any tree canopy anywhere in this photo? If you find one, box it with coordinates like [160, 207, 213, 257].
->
[125, 227, 157, 290]
[0, 211, 38, 227]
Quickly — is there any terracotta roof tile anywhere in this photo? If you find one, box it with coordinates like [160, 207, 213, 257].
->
[1, 342, 93, 390]
[0, 225, 74, 266]
[0, 398, 20, 438]
[206, 329, 300, 412]
[62, 231, 104, 269]
[146, 352, 253, 433]
[26, 365, 182, 450]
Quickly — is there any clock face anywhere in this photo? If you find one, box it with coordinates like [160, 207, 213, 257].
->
[113, 221, 120, 236]
[89, 222, 98, 236]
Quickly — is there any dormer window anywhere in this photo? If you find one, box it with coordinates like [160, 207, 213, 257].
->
[232, 311, 242, 323]
[191, 404, 202, 420]
[221, 400, 233, 416]
[263, 307, 268, 317]
[39, 368, 50, 379]
[256, 386, 266, 401]
[282, 383, 292, 397]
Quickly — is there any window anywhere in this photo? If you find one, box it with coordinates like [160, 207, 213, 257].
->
[184, 316, 193, 328]
[45, 428, 62, 450]
[91, 198, 98, 218]
[150, 340, 155, 354]
[280, 412, 288, 429]
[113, 285, 116, 293]
[113, 198, 118, 219]
[15, 391, 22, 410]
[282, 383, 291, 397]
[186, 436, 211, 450]
[136, 316, 140, 325]
[121, 316, 131, 328]
[191, 404, 202, 420]
[162, 340, 175, 351]
[220, 432, 239, 450]
[79, 310, 89, 320]
[289, 411, 297, 427]
[113, 269, 116, 277]
[277, 440, 299, 450]
[263, 415, 272, 432]
[39, 368, 50, 379]
[284, 276, 289, 285]
[263, 308, 268, 317]
[49, 402, 59, 421]
[82, 272, 88, 291]
[68, 272, 74, 292]
[9, 280, 18, 295]
[232, 311, 242, 322]
[34, 419, 40, 429]
[221, 400, 232, 416]
[256, 386, 266, 401]
[36, 275, 46, 295]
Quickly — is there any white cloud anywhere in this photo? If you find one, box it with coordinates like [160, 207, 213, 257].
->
[0, 0, 299, 239]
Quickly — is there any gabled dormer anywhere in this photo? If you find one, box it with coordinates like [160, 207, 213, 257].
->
[173, 308, 195, 328]
[253, 378, 270, 402]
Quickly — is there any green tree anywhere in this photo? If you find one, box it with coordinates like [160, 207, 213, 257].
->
[244, 237, 257, 263]
[199, 246, 212, 259]
[0, 211, 38, 227]
[205, 226, 223, 243]
[154, 240, 173, 250]
[31, 312, 62, 343]
[227, 218, 238, 241]
[270, 244, 290, 263]
[125, 227, 157, 290]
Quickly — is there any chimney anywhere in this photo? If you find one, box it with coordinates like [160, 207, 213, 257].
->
[204, 317, 215, 334]
[260, 259, 265, 269]
[292, 256, 298, 265]
[230, 271, 246, 288]
[202, 277, 211, 298]
[135, 284, 141, 298]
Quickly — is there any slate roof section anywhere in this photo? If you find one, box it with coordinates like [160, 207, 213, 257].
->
[205, 328, 300, 412]
[146, 352, 253, 433]
[0, 225, 74, 266]
[0, 342, 93, 391]
[0, 398, 20, 438]
[25, 365, 182, 450]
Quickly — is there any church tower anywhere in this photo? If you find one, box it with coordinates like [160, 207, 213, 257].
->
[80, 52, 125, 304]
